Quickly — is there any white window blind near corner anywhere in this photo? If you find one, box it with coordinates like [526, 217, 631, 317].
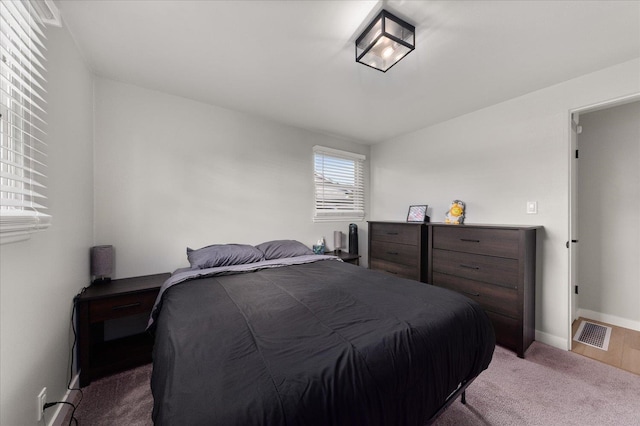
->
[0, 0, 50, 244]
[313, 146, 365, 222]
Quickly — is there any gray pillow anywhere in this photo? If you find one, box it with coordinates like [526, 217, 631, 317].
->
[255, 240, 314, 260]
[186, 244, 265, 269]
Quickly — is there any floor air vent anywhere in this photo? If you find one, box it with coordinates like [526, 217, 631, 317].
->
[573, 321, 612, 351]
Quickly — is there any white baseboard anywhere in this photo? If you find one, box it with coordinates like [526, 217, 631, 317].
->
[47, 373, 80, 426]
[535, 329, 570, 351]
[576, 308, 640, 332]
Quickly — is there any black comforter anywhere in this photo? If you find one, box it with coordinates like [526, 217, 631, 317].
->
[151, 260, 494, 426]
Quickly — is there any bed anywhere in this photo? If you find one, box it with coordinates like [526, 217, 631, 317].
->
[149, 240, 495, 426]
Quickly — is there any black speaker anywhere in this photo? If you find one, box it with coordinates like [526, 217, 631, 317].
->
[348, 223, 358, 255]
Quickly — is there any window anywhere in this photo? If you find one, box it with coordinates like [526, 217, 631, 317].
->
[313, 146, 365, 222]
[1, 0, 51, 244]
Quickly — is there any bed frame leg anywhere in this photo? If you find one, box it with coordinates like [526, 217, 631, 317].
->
[461, 390, 466, 405]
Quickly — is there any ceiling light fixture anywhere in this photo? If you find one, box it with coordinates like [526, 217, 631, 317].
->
[355, 10, 415, 73]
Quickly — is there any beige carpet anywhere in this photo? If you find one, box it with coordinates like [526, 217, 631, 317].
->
[434, 342, 640, 425]
[74, 342, 640, 425]
[74, 363, 153, 426]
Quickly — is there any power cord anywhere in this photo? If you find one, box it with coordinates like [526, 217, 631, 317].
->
[43, 289, 87, 425]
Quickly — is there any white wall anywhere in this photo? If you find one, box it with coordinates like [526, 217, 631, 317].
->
[371, 59, 640, 349]
[577, 101, 640, 329]
[93, 78, 370, 278]
[0, 26, 94, 425]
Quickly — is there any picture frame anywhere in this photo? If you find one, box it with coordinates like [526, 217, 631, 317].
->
[407, 205, 428, 222]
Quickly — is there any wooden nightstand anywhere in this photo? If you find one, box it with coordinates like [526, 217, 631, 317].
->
[327, 250, 361, 266]
[76, 273, 170, 387]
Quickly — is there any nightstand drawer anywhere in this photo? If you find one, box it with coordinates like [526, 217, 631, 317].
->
[432, 249, 518, 289]
[433, 272, 518, 318]
[90, 291, 158, 323]
[370, 223, 420, 245]
[370, 240, 419, 267]
[432, 226, 519, 258]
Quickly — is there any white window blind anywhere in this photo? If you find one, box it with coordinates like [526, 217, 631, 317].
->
[313, 146, 365, 222]
[1, 0, 50, 244]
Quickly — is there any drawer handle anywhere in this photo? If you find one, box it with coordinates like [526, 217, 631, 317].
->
[386, 251, 399, 255]
[462, 290, 481, 297]
[386, 232, 399, 235]
[460, 238, 480, 243]
[386, 270, 398, 275]
[112, 302, 141, 311]
[460, 264, 480, 270]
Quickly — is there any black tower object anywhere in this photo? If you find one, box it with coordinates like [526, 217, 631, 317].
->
[348, 223, 359, 255]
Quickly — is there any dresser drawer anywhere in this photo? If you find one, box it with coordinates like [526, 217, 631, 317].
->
[90, 291, 158, 323]
[432, 249, 518, 289]
[370, 223, 420, 245]
[486, 310, 519, 351]
[432, 226, 519, 258]
[433, 272, 518, 318]
[370, 258, 419, 281]
[370, 240, 419, 267]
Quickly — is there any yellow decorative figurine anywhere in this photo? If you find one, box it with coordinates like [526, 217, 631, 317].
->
[445, 200, 466, 225]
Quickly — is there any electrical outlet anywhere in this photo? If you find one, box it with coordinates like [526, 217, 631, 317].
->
[526, 201, 537, 214]
[37, 387, 46, 422]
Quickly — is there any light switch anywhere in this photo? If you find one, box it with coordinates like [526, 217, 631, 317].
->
[526, 201, 537, 214]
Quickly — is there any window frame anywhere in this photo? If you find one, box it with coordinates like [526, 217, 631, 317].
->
[313, 145, 366, 222]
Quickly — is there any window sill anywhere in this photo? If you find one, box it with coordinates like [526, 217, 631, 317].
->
[0, 213, 51, 244]
[313, 216, 365, 223]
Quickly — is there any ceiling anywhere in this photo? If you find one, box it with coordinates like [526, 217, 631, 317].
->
[57, 1, 640, 144]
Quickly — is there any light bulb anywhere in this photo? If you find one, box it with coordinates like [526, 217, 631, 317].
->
[382, 46, 394, 58]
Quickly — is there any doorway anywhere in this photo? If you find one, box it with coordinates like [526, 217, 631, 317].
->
[568, 95, 640, 372]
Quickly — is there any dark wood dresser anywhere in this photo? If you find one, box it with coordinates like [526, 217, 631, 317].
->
[427, 224, 540, 358]
[368, 221, 428, 282]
